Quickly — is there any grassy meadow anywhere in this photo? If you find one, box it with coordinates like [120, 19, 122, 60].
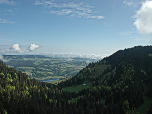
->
[62, 80, 93, 92]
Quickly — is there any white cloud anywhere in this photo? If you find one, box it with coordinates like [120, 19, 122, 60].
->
[0, 43, 40, 54]
[35, 0, 104, 19]
[35, 0, 44, 5]
[0, 18, 14, 24]
[12, 44, 21, 51]
[29, 43, 39, 51]
[87, 15, 104, 19]
[123, 0, 133, 6]
[0, 0, 15, 5]
[133, 0, 152, 35]
[49, 9, 73, 15]
[123, 0, 142, 7]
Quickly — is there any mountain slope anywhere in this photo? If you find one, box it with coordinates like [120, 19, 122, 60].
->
[59, 46, 152, 87]
[0, 60, 64, 114]
[59, 45, 152, 113]
[1, 45, 152, 114]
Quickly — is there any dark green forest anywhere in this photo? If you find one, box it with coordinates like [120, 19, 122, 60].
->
[1, 46, 152, 114]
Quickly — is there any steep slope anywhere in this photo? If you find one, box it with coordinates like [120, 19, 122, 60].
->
[0, 61, 52, 113]
[60, 46, 152, 88]
[0, 60, 73, 114]
[99, 46, 152, 88]
[59, 45, 152, 113]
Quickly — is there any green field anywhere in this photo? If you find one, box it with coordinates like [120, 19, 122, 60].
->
[62, 80, 93, 92]
[3, 55, 96, 80]
[133, 97, 152, 114]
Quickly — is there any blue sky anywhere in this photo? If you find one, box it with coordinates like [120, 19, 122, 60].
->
[0, 0, 152, 57]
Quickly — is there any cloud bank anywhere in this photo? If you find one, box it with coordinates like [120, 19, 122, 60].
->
[133, 0, 152, 35]
[35, 0, 104, 19]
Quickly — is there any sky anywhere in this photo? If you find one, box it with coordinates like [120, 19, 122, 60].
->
[0, 0, 152, 57]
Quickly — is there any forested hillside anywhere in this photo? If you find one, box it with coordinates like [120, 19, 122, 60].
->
[1, 46, 152, 114]
[58, 46, 152, 114]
